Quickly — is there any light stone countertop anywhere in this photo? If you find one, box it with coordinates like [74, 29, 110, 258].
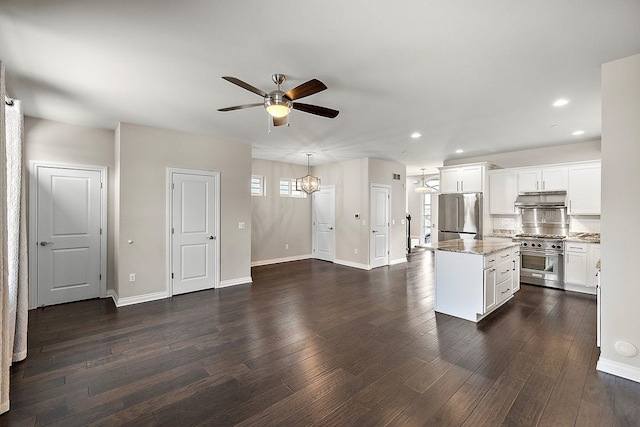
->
[434, 239, 520, 255]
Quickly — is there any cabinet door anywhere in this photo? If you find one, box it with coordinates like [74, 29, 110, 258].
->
[541, 167, 568, 191]
[565, 251, 588, 286]
[440, 168, 460, 193]
[588, 244, 601, 288]
[484, 267, 497, 313]
[568, 164, 601, 215]
[460, 166, 483, 192]
[489, 171, 517, 214]
[512, 247, 521, 292]
[517, 169, 542, 192]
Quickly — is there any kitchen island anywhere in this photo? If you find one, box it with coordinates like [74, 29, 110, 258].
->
[434, 239, 520, 322]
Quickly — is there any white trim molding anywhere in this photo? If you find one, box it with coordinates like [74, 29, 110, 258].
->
[597, 357, 640, 383]
[251, 254, 312, 267]
[219, 277, 252, 288]
[389, 257, 407, 266]
[335, 259, 371, 271]
[108, 289, 168, 307]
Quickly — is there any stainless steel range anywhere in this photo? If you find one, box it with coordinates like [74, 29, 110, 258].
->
[513, 191, 569, 289]
[513, 234, 565, 289]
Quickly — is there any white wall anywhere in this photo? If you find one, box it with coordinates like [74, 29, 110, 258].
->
[314, 157, 406, 268]
[314, 158, 369, 266]
[444, 139, 601, 168]
[115, 123, 252, 300]
[23, 117, 116, 290]
[251, 159, 312, 264]
[598, 53, 640, 382]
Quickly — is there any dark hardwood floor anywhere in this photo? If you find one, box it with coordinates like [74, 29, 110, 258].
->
[2, 250, 638, 426]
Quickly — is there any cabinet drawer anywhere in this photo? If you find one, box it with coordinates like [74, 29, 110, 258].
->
[496, 261, 513, 284]
[484, 255, 497, 269]
[496, 277, 513, 304]
[565, 242, 588, 253]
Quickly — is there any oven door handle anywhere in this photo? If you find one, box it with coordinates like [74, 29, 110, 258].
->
[520, 250, 562, 256]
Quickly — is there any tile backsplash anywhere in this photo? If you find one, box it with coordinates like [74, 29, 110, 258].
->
[570, 216, 601, 233]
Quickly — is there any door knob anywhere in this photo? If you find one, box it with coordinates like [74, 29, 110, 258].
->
[329, 227, 333, 230]
[372, 230, 377, 233]
[207, 236, 216, 240]
[39, 241, 53, 246]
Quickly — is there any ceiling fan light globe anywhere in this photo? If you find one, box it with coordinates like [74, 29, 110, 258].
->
[265, 104, 291, 118]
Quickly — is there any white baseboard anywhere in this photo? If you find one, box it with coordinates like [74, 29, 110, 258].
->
[597, 357, 640, 383]
[219, 276, 252, 288]
[251, 254, 312, 267]
[335, 259, 371, 270]
[390, 257, 407, 266]
[565, 284, 596, 295]
[109, 289, 168, 307]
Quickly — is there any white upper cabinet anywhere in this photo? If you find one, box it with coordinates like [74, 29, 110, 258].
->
[568, 162, 601, 215]
[489, 170, 518, 214]
[517, 166, 567, 192]
[439, 164, 484, 194]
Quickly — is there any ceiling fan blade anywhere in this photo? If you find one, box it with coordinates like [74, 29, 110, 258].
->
[273, 116, 288, 127]
[292, 102, 339, 118]
[284, 79, 327, 100]
[222, 76, 268, 98]
[217, 103, 263, 112]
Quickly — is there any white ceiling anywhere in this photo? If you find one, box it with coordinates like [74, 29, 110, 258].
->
[1, 1, 639, 175]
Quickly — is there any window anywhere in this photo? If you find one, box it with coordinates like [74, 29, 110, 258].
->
[251, 175, 265, 196]
[279, 179, 307, 198]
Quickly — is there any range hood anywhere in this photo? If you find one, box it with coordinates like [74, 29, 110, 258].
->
[514, 191, 567, 207]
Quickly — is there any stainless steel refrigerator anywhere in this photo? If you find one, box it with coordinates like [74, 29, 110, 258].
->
[438, 193, 482, 241]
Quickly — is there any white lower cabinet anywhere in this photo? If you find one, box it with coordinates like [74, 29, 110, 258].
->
[436, 245, 518, 323]
[564, 242, 600, 294]
[483, 266, 497, 312]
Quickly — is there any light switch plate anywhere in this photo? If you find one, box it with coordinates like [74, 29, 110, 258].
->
[238, 222, 245, 229]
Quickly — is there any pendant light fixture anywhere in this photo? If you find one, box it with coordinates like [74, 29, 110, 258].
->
[415, 168, 438, 193]
[296, 153, 321, 194]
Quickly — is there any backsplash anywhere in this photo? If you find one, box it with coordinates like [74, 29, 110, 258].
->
[570, 216, 601, 233]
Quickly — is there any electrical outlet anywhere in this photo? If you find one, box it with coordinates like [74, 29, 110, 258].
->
[129, 273, 136, 282]
[354, 248, 358, 254]
[285, 244, 289, 249]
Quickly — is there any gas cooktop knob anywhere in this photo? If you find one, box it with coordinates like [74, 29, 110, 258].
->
[523, 242, 528, 246]
[551, 245, 556, 248]
[537, 243, 542, 248]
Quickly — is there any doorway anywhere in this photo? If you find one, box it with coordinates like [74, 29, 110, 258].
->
[29, 163, 107, 308]
[168, 169, 220, 295]
[370, 184, 390, 268]
[312, 185, 335, 262]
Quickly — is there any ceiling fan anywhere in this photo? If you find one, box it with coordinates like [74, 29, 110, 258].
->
[217, 74, 339, 126]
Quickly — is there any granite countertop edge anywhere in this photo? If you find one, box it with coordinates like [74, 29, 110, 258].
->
[435, 240, 520, 256]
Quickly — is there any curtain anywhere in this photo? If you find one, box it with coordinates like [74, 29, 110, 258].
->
[1, 62, 28, 415]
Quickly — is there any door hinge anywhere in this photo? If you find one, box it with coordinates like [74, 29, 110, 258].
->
[100, 182, 103, 189]
[388, 250, 390, 255]
[172, 227, 174, 234]
[100, 228, 102, 235]
[172, 183, 175, 190]
[171, 273, 174, 279]
[99, 273, 102, 280]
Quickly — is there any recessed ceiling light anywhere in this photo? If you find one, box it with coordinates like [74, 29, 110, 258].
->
[553, 99, 570, 107]
[572, 130, 585, 136]
[455, 149, 464, 154]
[411, 132, 421, 139]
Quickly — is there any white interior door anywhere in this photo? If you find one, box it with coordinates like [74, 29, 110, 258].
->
[312, 186, 335, 262]
[370, 184, 390, 268]
[171, 171, 219, 295]
[35, 166, 103, 306]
